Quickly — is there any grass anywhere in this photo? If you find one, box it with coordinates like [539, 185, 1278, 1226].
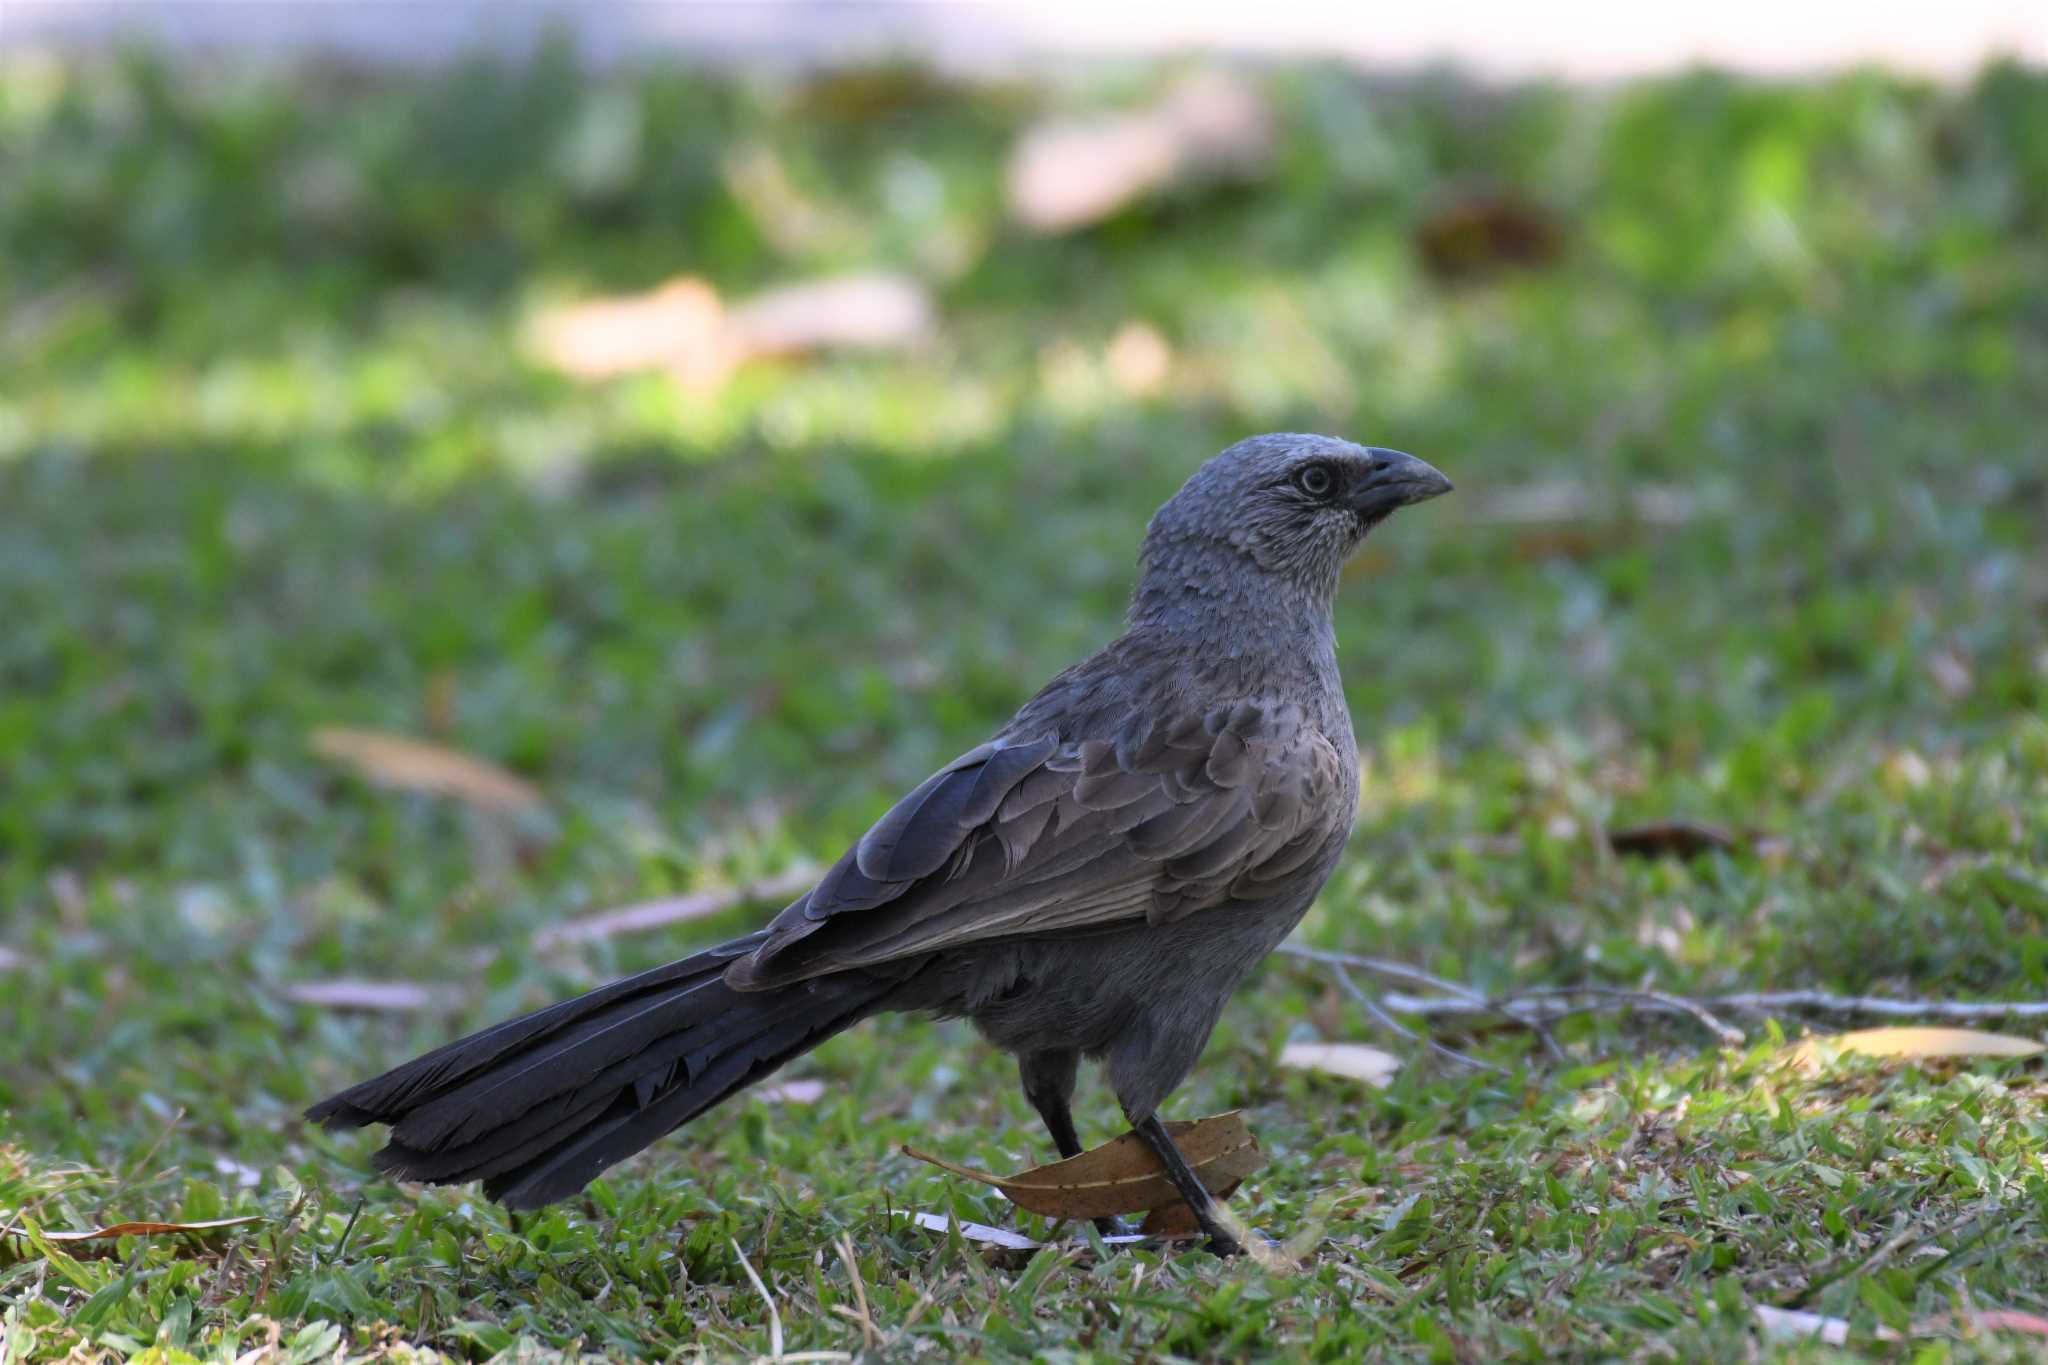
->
[2, 44, 2047, 1361]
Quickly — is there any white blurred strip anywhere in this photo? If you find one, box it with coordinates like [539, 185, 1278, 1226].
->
[3, 0, 2042, 80]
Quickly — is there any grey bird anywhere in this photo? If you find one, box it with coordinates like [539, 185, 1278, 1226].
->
[308, 433, 1452, 1255]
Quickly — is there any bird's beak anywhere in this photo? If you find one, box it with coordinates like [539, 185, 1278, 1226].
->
[1349, 448, 1453, 518]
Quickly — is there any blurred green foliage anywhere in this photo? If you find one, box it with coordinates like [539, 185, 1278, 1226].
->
[0, 46, 2045, 1361]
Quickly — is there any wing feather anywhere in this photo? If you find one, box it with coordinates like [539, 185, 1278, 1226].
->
[731, 698, 1346, 989]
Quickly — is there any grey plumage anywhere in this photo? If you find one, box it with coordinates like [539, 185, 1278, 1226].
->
[307, 433, 1452, 1252]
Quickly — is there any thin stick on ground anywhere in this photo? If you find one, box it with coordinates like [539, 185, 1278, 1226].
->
[1321, 957, 1507, 1072]
[1279, 944, 2048, 1059]
[1707, 990, 2048, 1020]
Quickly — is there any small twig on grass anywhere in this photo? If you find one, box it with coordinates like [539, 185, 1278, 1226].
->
[1281, 945, 1492, 1007]
[1280, 944, 2048, 1061]
[1320, 957, 1506, 1073]
[1707, 990, 2048, 1021]
[1506, 985, 1744, 1046]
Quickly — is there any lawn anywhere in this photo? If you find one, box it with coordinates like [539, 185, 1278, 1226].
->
[2, 46, 2047, 1361]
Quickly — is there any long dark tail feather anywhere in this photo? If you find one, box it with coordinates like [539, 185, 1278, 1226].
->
[306, 933, 887, 1209]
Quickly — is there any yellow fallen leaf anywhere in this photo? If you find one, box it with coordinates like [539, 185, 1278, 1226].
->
[1790, 1026, 2045, 1070]
[1279, 1041, 1401, 1087]
[310, 727, 542, 814]
[904, 1111, 1262, 1220]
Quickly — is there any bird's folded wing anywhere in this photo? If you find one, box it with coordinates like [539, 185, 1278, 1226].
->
[725, 699, 1344, 989]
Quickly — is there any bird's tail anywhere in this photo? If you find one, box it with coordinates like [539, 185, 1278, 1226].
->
[305, 934, 886, 1209]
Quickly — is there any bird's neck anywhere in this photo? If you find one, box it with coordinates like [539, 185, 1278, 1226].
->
[1126, 537, 1341, 677]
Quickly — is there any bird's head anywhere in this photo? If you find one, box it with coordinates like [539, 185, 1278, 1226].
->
[1135, 433, 1452, 620]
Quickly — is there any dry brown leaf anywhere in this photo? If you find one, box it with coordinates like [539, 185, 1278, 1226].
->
[1007, 71, 1271, 233]
[280, 979, 462, 1013]
[527, 277, 732, 388]
[529, 271, 933, 394]
[534, 865, 820, 948]
[1607, 820, 1740, 860]
[310, 727, 542, 814]
[36, 1216, 262, 1245]
[1279, 1041, 1400, 1088]
[1137, 1201, 1212, 1239]
[904, 1111, 1263, 1220]
[726, 272, 933, 357]
[1416, 188, 1564, 279]
[1790, 1026, 2045, 1070]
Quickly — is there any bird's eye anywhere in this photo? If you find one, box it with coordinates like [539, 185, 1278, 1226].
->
[1293, 463, 1335, 498]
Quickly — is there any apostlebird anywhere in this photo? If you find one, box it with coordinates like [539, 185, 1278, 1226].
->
[308, 433, 1452, 1255]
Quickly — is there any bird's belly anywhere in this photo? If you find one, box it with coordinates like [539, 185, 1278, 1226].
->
[934, 892, 1314, 1059]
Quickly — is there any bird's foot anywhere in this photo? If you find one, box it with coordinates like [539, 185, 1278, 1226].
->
[1202, 1230, 1247, 1258]
[1091, 1215, 1136, 1239]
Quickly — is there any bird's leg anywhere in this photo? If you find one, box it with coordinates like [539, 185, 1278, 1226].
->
[1131, 1112, 1245, 1257]
[1019, 1050, 1129, 1239]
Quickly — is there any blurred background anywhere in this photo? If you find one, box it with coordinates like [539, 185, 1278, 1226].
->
[3, 4, 2047, 1356]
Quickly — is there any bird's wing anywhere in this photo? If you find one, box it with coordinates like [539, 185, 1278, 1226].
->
[726, 700, 1346, 989]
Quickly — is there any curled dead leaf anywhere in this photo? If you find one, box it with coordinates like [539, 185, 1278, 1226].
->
[37, 1216, 262, 1244]
[1606, 820, 1740, 860]
[1416, 188, 1564, 279]
[904, 1111, 1262, 1220]
[4, 1215, 265, 1262]
[1789, 1026, 2045, 1071]
[310, 727, 542, 814]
